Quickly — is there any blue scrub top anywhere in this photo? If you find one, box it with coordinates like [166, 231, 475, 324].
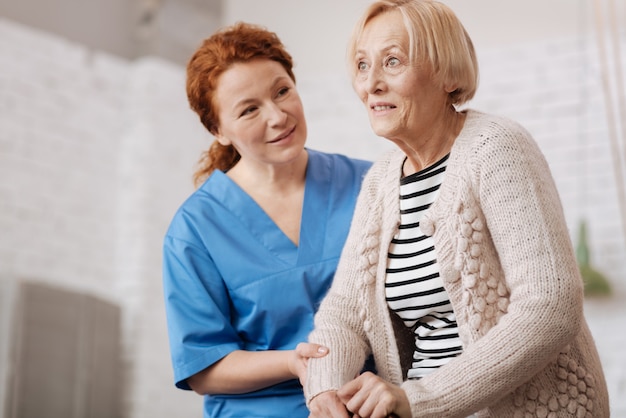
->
[163, 149, 371, 418]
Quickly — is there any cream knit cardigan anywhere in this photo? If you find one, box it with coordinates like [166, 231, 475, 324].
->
[305, 110, 609, 417]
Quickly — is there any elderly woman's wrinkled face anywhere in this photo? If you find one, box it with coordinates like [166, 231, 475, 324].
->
[353, 10, 449, 143]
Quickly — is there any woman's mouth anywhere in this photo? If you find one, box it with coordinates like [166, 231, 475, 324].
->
[269, 126, 296, 143]
[372, 105, 395, 111]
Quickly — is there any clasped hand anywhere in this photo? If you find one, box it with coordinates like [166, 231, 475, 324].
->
[290, 342, 329, 385]
[308, 372, 411, 418]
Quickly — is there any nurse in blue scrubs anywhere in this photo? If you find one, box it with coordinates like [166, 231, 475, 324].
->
[162, 22, 371, 418]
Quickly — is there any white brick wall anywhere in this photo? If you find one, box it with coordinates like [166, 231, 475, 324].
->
[1, 18, 624, 417]
[0, 19, 126, 299]
[113, 57, 210, 418]
[0, 18, 206, 418]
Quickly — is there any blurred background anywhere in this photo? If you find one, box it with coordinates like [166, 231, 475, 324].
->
[0, 0, 625, 417]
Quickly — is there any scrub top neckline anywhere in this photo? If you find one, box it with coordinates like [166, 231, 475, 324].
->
[205, 150, 330, 266]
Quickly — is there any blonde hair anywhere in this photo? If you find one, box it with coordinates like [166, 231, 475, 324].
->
[347, 0, 478, 105]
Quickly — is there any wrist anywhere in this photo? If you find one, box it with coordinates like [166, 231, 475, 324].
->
[307, 388, 338, 407]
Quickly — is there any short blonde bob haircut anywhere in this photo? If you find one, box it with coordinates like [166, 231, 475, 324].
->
[347, 0, 479, 106]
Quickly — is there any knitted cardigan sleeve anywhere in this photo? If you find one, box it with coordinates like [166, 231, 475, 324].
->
[304, 152, 396, 404]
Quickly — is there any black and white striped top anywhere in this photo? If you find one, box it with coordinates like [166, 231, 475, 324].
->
[385, 154, 463, 379]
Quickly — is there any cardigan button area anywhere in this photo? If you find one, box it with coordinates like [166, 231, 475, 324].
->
[359, 309, 367, 321]
[366, 222, 380, 235]
[366, 236, 379, 249]
[462, 208, 477, 223]
[442, 266, 460, 283]
[420, 217, 435, 236]
[363, 320, 371, 332]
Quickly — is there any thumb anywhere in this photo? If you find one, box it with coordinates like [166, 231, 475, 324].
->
[311, 344, 329, 357]
[296, 342, 330, 358]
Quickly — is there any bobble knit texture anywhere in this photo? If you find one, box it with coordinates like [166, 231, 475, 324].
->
[305, 110, 609, 417]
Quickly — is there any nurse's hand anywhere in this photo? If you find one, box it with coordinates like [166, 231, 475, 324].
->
[308, 390, 351, 418]
[290, 342, 329, 385]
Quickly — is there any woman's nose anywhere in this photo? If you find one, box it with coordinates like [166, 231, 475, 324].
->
[363, 66, 384, 95]
[266, 102, 288, 126]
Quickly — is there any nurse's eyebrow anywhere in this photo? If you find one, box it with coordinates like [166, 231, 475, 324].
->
[233, 98, 256, 109]
[231, 75, 292, 110]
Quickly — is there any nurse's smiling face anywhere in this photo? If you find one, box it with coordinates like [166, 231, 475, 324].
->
[213, 59, 307, 168]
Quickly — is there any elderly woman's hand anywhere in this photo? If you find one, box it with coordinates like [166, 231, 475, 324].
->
[337, 372, 411, 418]
[308, 390, 352, 418]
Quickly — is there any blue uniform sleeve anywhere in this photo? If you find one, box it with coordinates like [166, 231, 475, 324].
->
[163, 233, 242, 390]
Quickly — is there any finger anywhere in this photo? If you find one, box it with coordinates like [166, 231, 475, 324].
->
[341, 374, 395, 418]
[309, 392, 351, 418]
[337, 372, 373, 402]
[339, 381, 370, 415]
[296, 342, 329, 358]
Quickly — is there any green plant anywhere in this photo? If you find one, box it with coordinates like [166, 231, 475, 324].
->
[576, 220, 612, 297]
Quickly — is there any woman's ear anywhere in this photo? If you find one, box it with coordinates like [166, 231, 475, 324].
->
[444, 83, 457, 93]
[214, 129, 232, 147]
[215, 136, 231, 146]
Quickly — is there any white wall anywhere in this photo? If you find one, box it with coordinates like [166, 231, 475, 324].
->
[0, 18, 208, 417]
[223, 0, 599, 80]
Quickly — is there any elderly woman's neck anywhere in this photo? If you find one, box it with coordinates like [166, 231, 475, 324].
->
[401, 107, 465, 176]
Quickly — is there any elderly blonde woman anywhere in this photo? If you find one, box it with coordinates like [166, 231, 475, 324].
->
[303, 1, 609, 417]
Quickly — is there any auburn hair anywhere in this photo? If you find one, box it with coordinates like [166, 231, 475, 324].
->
[186, 22, 296, 187]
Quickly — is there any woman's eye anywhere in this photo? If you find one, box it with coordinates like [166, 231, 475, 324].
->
[357, 61, 368, 71]
[386, 57, 400, 67]
[277, 87, 290, 97]
[240, 106, 257, 117]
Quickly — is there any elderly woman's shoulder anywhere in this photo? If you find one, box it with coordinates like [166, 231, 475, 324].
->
[464, 110, 534, 143]
[458, 109, 545, 164]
